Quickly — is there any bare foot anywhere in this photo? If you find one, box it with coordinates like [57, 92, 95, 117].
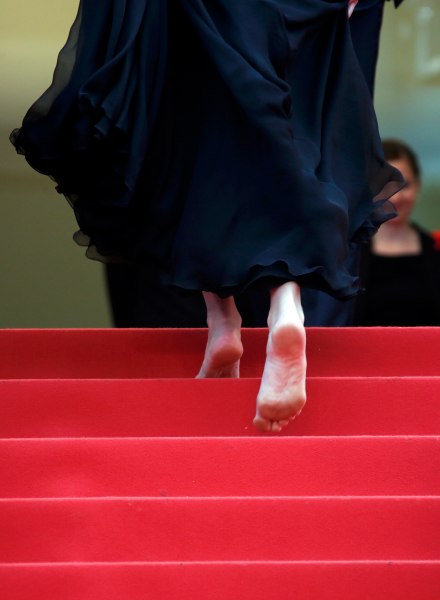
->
[197, 293, 243, 378]
[254, 283, 306, 433]
[196, 325, 243, 378]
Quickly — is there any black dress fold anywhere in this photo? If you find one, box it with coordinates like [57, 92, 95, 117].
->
[11, 0, 402, 298]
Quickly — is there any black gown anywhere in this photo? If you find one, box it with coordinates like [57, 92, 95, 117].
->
[11, 0, 402, 299]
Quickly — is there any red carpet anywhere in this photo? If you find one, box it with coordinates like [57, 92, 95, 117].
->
[0, 328, 439, 598]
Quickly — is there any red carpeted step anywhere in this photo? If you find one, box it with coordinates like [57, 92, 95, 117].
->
[1, 437, 439, 498]
[1, 328, 440, 379]
[1, 562, 440, 600]
[1, 497, 439, 562]
[1, 328, 439, 598]
[1, 377, 439, 438]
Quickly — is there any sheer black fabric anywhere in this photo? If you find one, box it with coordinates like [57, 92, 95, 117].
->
[11, 0, 402, 298]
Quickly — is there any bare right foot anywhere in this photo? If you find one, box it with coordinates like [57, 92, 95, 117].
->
[254, 283, 307, 433]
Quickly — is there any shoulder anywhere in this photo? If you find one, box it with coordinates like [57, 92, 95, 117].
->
[411, 223, 439, 249]
[431, 231, 440, 252]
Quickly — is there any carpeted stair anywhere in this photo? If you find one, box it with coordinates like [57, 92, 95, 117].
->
[0, 328, 439, 599]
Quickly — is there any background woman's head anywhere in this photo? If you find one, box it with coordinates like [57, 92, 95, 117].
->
[383, 139, 421, 224]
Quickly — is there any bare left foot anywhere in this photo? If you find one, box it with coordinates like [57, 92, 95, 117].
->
[196, 325, 243, 378]
[254, 283, 307, 432]
[197, 293, 243, 378]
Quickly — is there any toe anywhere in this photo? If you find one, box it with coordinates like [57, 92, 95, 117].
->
[271, 421, 283, 433]
[253, 415, 272, 432]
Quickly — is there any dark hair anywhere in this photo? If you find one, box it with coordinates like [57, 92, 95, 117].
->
[382, 138, 421, 181]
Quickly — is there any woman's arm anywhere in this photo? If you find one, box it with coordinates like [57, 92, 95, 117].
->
[348, 0, 359, 18]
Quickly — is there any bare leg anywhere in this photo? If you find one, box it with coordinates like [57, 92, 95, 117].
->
[197, 293, 243, 378]
[254, 282, 307, 433]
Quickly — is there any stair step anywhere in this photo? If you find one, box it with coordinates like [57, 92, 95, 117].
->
[1, 497, 438, 562]
[1, 437, 439, 498]
[1, 328, 440, 378]
[2, 328, 439, 597]
[1, 377, 439, 437]
[1, 561, 439, 600]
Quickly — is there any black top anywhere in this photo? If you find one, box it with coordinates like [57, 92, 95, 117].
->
[356, 226, 440, 326]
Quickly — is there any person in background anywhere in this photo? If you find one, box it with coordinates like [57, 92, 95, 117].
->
[355, 139, 440, 326]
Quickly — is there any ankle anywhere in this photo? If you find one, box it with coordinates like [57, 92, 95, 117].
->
[267, 283, 303, 329]
[203, 293, 242, 329]
[207, 313, 242, 333]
